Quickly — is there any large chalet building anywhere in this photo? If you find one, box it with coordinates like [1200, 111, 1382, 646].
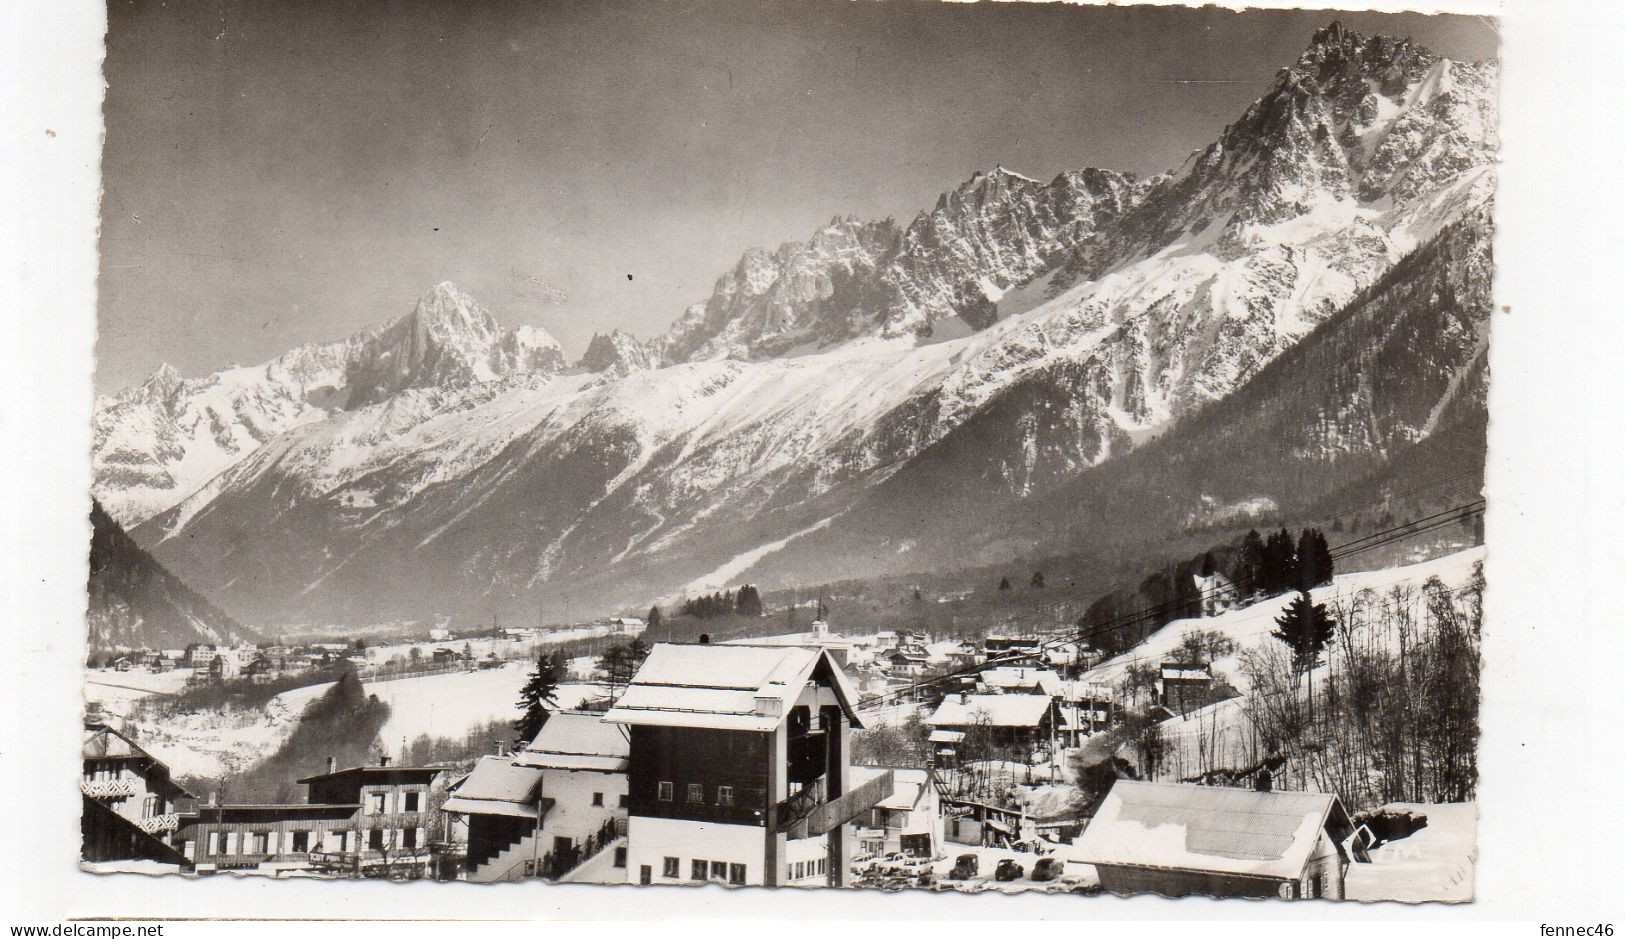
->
[604, 642, 893, 888]
[179, 757, 446, 875]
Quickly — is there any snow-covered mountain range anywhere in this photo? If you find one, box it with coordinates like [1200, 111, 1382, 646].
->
[92, 25, 1498, 629]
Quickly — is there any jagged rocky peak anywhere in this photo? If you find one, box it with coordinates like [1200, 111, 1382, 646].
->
[578, 329, 653, 374]
[343, 281, 564, 408]
[652, 215, 902, 365]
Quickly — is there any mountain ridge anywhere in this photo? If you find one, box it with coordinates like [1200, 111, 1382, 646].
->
[92, 24, 1498, 629]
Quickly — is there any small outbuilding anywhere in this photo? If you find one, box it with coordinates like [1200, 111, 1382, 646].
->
[1073, 779, 1359, 900]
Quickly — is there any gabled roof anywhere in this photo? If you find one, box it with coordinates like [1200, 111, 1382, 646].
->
[440, 755, 548, 819]
[513, 711, 629, 772]
[295, 764, 445, 785]
[980, 666, 1064, 696]
[83, 724, 150, 761]
[603, 643, 864, 732]
[926, 694, 1054, 728]
[1072, 780, 1354, 882]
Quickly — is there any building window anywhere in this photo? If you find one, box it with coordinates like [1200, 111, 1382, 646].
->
[662, 856, 679, 878]
[729, 863, 746, 885]
[710, 860, 727, 880]
[639, 865, 652, 885]
[716, 785, 734, 806]
[691, 859, 707, 881]
[618, 794, 629, 808]
[592, 792, 604, 807]
[657, 781, 673, 802]
[292, 831, 309, 853]
[404, 827, 418, 849]
[369, 828, 384, 850]
[613, 847, 627, 868]
[403, 792, 420, 812]
[369, 792, 387, 815]
[687, 783, 704, 803]
[250, 831, 269, 854]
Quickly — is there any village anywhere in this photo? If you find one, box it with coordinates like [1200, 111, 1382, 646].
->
[81, 542, 1482, 902]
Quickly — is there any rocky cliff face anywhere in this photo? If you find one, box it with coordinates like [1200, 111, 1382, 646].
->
[94, 25, 1498, 628]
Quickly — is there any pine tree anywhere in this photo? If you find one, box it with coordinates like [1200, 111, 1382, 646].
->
[1030, 571, 1046, 589]
[1237, 529, 1267, 596]
[1272, 589, 1336, 726]
[1263, 529, 1298, 596]
[514, 650, 565, 746]
[1271, 590, 1336, 671]
[999, 576, 1011, 591]
[647, 605, 662, 632]
[1296, 528, 1335, 590]
[736, 585, 764, 618]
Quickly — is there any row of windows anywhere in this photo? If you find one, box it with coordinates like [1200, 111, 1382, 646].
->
[199, 827, 421, 857]
[659, 856, 747, 885]
[791, 858, 827, 881]
[590, 792, 630, 807]
[655, 782, 734, 806]
[365, 790, 422, 815]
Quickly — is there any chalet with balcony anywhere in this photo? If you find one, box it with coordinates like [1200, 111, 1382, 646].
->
[81, 724, 196, 869]
[1072, 779, 1361, 900]
[604, 642, 892, 888]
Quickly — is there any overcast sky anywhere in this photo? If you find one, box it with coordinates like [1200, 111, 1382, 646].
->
[96, 0, 1497, 393]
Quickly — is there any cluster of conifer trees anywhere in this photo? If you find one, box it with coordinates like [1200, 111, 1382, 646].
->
[678, 584, 764, 619]
[1234, 527, 1335, 597]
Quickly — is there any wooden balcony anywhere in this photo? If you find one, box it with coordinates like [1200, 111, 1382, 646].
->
[139, 812, 179, 834]
[81, 778, 136, 799]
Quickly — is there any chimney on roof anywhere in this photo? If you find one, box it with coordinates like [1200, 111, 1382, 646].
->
[379, 755, 390, 768]
[495, 739, 506, 757]
[1254, 769, 1273, 793]
[209, 791, 218, 806]
[326, 756, 337, 775]
[699, 633, 711, 645]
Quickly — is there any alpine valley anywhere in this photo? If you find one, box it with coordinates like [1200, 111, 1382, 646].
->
[91, 25, 1497, 637]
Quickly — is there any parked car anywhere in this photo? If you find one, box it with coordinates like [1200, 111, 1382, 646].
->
[948, 854, 979, 880]
[994, 859, 1025, 882]
[1030, 858, 1062, 882]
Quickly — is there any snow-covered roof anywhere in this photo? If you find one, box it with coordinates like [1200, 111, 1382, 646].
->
[603, 643, 864, 732]
[851, 766, 931, 811]
[513, 711, 629, 772]
[926, 694, 1053, 728]
[441, 755, 546, 819]
[1073, 781, 1353, 882]
[979, 666, 1064, 696]
[928, 729, 966, 744]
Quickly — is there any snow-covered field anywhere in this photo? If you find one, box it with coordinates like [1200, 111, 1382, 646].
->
[1345, 802, 1476, 903]
[85, 663, 607, 779]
